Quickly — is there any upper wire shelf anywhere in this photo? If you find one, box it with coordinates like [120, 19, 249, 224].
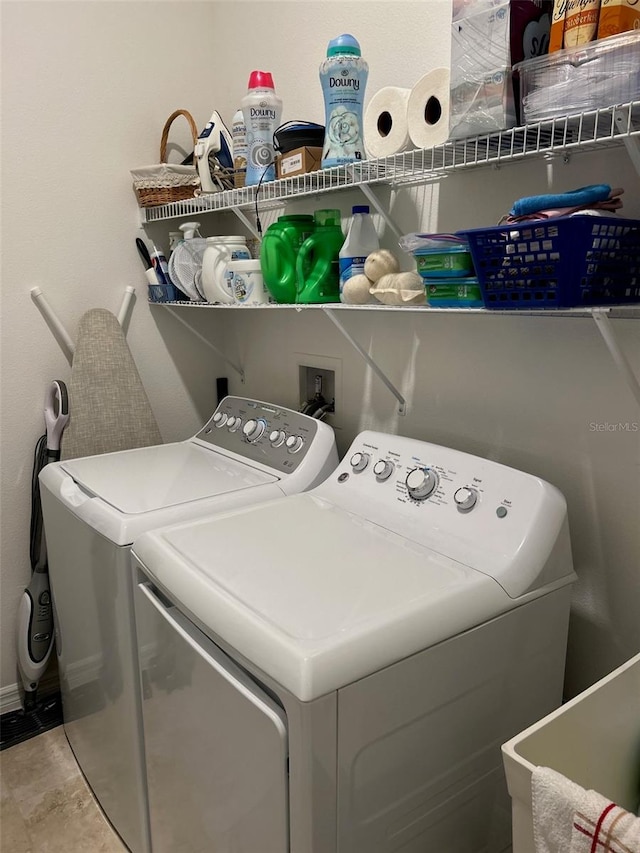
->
[141, 102, 640, 223]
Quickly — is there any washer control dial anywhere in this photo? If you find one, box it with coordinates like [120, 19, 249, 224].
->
[214, 413, 228, 428]
[228, 417, 241, 433]
[405, 467, 439, 500]
[350, 452, 370, 473]
[373, 459, 394, 481]
[454, 486, 478, 512]
[286, 435, 304, 454]
[269, 429, 286, 447]
[243, 418, 266, 443]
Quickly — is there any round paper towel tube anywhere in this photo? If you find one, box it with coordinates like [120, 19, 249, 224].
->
[364, 87, 412, 159]
[407, 67, 451, 150]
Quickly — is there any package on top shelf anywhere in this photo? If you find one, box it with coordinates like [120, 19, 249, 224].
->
[597, 0, 640, 39]
[275, 147, 323, 180]
[563, 0, 601, 48]
[449, 0, 553, 138]
[548, 0, 567, 52]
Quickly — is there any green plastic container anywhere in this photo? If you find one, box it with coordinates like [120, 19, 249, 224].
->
[415, 246, 474, 278]
[295, 209, 345, 304]
[424, 277, 484, 308]
[260, 214, 315, 303]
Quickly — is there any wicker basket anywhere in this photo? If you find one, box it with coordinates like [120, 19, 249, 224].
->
[131, 109, 200, 208]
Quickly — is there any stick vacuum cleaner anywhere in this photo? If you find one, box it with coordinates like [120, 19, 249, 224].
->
[16, 380, 69, 712]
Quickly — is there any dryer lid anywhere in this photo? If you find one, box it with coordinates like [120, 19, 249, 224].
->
[60, 441, 277, 514]
[133, 493, 511, 701]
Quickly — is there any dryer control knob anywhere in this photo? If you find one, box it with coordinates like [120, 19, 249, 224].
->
[373, 459, 394, 481]
[454, 486, 478, 512]
[269, 429, 286, 447]
[405, 467, 438, 500]
[286, 435, 304, 453]
[350, 452, 370, 472]
[243, 418, 266, 442]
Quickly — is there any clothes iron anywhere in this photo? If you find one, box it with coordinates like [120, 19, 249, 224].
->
[194, 110, 234, 193]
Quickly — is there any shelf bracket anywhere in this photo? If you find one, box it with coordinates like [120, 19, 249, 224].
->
[614, 107, 640, 178]
[230, 205, 261, 241]
[322, 307, 406, 415]
[355, 182, 403, 240]
[592, 308, 640, 410]
[164, 306, 245, 382]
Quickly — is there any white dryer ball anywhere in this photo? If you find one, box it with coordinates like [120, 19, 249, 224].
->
[370, 272, 426, 306]
[342, 274, 375, 304]
[364, 250, 400, 282]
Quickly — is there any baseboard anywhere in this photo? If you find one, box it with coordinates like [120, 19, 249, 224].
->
[0, 673, 60, 716]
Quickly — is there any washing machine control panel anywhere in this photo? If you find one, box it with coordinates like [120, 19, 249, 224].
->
[195, 396, 330, 475]
[321, 430, 570, 598]
[405, 467, 439, 500]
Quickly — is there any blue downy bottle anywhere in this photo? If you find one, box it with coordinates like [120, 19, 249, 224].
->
[319, 34, 368, 168]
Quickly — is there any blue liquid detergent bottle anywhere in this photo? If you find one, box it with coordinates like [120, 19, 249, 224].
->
[319, 34, 368, 168]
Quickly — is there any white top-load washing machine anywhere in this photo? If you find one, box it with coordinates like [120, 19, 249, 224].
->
[131, 430, 576, 853]
[38, 396, 338, 853]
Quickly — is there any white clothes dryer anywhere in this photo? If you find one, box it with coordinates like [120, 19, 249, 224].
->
[131, 430, 576, 853]
[38, 396, 338, 853]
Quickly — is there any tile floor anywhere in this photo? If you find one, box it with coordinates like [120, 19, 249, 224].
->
[0, 726, 128, 852]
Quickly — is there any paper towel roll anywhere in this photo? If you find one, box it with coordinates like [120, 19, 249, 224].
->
[364, 87, 412, 159]
[407, 67, 451, 150]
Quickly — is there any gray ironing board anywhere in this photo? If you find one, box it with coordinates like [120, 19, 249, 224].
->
[61, 308, 162, 461]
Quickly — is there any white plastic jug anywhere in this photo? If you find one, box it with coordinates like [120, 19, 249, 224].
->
[201, 236, 251, 303]
[228, 259, 273, 305]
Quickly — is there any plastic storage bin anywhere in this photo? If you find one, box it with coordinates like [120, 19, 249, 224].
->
[459, 215, 640, 309]
[502, 653, 640, 853]
[148, 282, 183, 303]
[514, 31, 640, 124]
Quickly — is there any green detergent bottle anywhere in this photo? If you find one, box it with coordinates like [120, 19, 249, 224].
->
[295, 209, 345, 304]
[260, 214, 315, 303]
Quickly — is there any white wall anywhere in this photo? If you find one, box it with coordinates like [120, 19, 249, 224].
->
[1, 0, 639, 702]
[0, 0, 233, 695]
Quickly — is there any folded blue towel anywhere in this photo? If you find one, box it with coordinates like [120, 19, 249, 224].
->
[510, 184, 612, 216]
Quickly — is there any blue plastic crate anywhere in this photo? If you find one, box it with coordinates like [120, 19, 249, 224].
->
[458, 215, 640, 309]
[148, 282, 181, 303]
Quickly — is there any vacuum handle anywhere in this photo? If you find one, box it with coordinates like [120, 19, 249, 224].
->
[44, 380, 69, 453]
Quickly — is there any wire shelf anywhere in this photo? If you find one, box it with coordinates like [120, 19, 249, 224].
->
[148, 301, 640, 320]
[141, 102, 640, 223]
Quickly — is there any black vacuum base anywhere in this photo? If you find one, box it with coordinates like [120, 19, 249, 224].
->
[0, 693, 63, 751]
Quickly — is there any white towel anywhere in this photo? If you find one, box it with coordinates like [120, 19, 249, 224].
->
[532, 766, 640, 853]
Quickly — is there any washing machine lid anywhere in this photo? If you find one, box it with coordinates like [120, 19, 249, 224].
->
[60, 441, 278, 514]
[133, 493, 512, 701]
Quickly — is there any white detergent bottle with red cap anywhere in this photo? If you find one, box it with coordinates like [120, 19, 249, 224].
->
[241, 71, 282, 186]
